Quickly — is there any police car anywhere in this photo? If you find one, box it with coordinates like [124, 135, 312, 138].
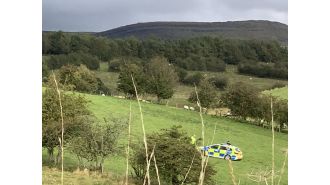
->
[199, 143, 243, 160]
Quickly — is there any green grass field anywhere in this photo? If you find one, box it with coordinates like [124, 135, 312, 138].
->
[263, 86, 288, 100]
[42, 92, 288, 185]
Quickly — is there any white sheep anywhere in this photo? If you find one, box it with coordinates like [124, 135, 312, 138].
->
[189, 107, 195, 111]
[184, 105, 189, 110]
[101, 94, 105, 96]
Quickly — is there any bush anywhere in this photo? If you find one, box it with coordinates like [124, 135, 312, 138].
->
[42, 78, 92, 164]
[208, 76, 228, 90]
[237, 61, 288, 79]
[205, 57, 226, 72]
[174, 67, 188, 83]
[131, 126, 215, 184]
[108, 60, 121, 72]
[183, 72, 204, 86]
[188, 79, 218, 108]
[222, 82, 261, 119]
[68, 118, 126, 172]
[56, 64, 103, 94]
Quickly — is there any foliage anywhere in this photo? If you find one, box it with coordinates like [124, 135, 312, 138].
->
[188, 79, 218, 109]
[183, 72, 204, 86]
[221, 82, 261, 119]
[47, 52, 100, 70]
[56, 64, 102, 94]
[208, 76, 228, 90]
[131, 126, 216, 185]
[68, 118, 126, 172]
[238, 61, 288, 79]
[145, 56, 179, 101]
[174, 67, 188, 83]
[42, 78, 92, 164]
[117, 63, 146, 96]
[43, 32, 288, 75]
[108, 60, 121, 72]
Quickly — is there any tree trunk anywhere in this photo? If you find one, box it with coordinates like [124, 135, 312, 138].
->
[47, 148, 54, 163]
[55, 145, 61, 165]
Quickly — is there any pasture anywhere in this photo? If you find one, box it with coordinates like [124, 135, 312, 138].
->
[42, 92, 288, 185]
[263, 86, 288, 100]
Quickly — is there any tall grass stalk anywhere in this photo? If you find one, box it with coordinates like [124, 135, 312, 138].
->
[143, 145, 155, 185]
[277, 150, 288, 185]
[228, 160, 237, 185]
[194, 85, 206, 185]
[153, 153, 161, 185]
[52, 72, 64, 185]
[125, 103, 132, 185]
[131, 75, 150, 185]
[181, 152, 196, 185]
[201, 124, 217, 182]
[271, 97, 275, 185]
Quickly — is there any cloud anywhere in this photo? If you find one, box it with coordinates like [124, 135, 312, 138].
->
[43, 0, 288, 32]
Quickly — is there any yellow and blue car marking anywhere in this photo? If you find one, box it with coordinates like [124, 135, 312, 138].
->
[199, 143, 243, 160]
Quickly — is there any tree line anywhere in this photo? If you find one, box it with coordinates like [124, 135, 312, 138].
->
[43, 31, 288, 79]
[190, 80, 288, 131]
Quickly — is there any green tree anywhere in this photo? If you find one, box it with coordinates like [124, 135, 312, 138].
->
[48, 31, 70, 54]
[56, 64, 100, 93]
[68, 118, 126, 173]
[188, 79, 218, 109]
[145, 56, 179, 101]
[131, 126, 215, 185]
[117, 63, 146, 97]
[42, 77, 92, 164]
[222, 82, 261, 119]
[174, 66, 188, 83]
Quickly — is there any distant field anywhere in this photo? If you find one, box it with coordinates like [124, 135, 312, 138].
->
[263, 86, 288, 100]
[42, 92, 288, 185]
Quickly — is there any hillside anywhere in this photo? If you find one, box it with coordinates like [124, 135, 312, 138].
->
[42, 91, 288, 185]
[96, 20, 288, 45]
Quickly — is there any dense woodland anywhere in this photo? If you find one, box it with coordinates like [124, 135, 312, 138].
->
[43, 31, 288, 79]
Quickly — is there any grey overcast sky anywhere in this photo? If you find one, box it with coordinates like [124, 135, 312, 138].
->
[42, 0, 288, 32]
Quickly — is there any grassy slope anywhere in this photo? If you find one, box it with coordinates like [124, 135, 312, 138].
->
[263, 86, 288, 100]
[43, 92, 288, 185]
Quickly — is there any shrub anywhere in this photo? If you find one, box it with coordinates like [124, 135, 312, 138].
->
[68, 118, 126, 172]
[108, 60, 121, 72]
[222, 82, 261, 119]
[131, 126, 215, 184]
[208, 76, 228, 90]
[56, 64, 102, 94]
[188, 79, 218, 108]
[174, 67, 188, 83]
[42, 78, 92, 164]
[183, 72, 204, 86]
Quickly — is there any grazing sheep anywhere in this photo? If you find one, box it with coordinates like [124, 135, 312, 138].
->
[249, 77, 253, 80]
[101, 94, 105, 96]
[189, 107, 195, 111]
[184, 105, 189, 110]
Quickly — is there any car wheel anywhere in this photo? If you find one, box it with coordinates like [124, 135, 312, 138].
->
[224, 155, 231, 160]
